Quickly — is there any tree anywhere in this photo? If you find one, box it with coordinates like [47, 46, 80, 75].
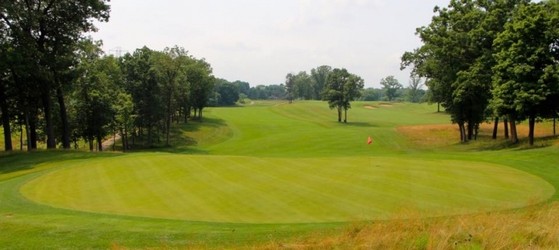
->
[292, 71, 313, 100]
[406, 75, 424, 103]
[380, 76, 402, 101]
[492, 1, 559, 145]
[187, 58, 214, 121]
[72, 40, 118, 151]
[0, 0, 110, 149]
[310, 65, 331, 100]
[402, 0, 529, 142]
[285, 73, 295, 103]
[323, 68, 364, 123]
[215, 79, 240, 106]
[121, 47, 164, 146]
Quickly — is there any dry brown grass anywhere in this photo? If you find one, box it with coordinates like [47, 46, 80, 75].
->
[255, 202, 559, 250]
[398, 122, 558, 149]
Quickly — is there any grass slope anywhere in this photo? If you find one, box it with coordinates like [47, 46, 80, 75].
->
[1, 101, 559, 248]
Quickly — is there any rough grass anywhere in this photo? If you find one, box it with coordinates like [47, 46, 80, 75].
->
[258, 202, 559, 249]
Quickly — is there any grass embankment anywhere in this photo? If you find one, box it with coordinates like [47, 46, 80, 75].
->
[1, 101, 559, 249]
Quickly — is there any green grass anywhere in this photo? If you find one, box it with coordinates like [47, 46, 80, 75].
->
[1, 101, 558, 248]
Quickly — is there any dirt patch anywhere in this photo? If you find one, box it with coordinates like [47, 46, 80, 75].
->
[363, 105, 377, 110]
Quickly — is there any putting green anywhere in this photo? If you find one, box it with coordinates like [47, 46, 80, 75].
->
[21, 153, 554, 223]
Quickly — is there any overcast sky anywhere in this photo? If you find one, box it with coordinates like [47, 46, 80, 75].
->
[92, 0, 450, 88]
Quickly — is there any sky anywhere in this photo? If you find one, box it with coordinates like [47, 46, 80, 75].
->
[92, 0, 450, 88]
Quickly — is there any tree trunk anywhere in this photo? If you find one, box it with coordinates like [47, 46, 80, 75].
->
[458, 123, 466, 143]
[19, 121, 24, 151]
[492, 117, 499, 139]
[528, 115, 535, 146]
[0, 89, 13, 151]
[199, 108, 203, 121]
[97, 134, 103, 152]
[344, 109, 347, 123]
[29, 114, 38, 150]
[166, 95, 172, 146]
[437, 102, 440, 113]
[41, 91, 56, 149]
[89, 137, 94, 151]
[553, 117, 556, 136]
[467, 122, 474, 140]
[56, 87, 70, 149]
[337, 107, 342, 122]
[509, 116, 518, 144]
[504, 118, 509, 139]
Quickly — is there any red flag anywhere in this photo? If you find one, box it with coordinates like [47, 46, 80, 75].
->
[367, 136, 373, 145]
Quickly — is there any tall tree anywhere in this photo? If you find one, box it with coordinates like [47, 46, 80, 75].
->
[1, 0, 110, 149]
[493, 1, 559, 145]
[402, 0, 528, 142]
[407, 75, 424, 103]
[187, 58, 214, 121]
[285, 73, 295, 103]
[310, 65, 331, 100]
[121, 47, 164, 146]
[323, 68, 364, 123]
[380, 76, 403, 101]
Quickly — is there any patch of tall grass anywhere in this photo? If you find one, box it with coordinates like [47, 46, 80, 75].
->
[258, 202, 559, 249]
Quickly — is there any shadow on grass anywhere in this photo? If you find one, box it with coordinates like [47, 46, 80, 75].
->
[463, 135, 558, 151]
[0, 150, 122, 175]
[121, 117, 228, 154]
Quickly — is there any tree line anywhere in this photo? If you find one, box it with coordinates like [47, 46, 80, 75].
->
[402, 0, 559, 145]
[1, 1, 217, 151]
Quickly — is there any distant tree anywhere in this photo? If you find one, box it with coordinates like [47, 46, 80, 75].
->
[233, 80, 250, 96]
[310, 65, 332, 100]
[215, 80, 239, 106]
[380, 76, 403, 101]
[406, 75, 424, 103]
[285, 73, 295, 103]
[293, 71, 313, 100]
[360, 88, 383, 101]
[323, 68, 364, 123]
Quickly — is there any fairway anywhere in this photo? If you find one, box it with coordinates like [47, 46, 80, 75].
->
[21, 153, 553, 223]
[2, 101, 559, 248]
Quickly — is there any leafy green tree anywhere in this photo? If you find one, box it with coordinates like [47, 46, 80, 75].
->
[1, 0, 110, 149]
[380, 76, 402, 101]
[310, 65, 331, 100]
[293, 71, 314, 100]
[323, 68, 364, 123]
[121, 47, 164, 146]
[402, 0, 528, 142]
[360, 88, 383, 101]
[285, 73, 295, 103]
[492, 1, 559, 145]
[406, 75, 424, 103]
[233, 80, 250, 96]
[187, 58, 214, 121]
[72, 40, 117, 151]
[215, 79, 240, 106]
[0, 30, 12, 151]
[113, 92, 134, 152]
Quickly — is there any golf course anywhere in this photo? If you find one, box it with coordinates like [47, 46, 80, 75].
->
[1, 101, 558, 248]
